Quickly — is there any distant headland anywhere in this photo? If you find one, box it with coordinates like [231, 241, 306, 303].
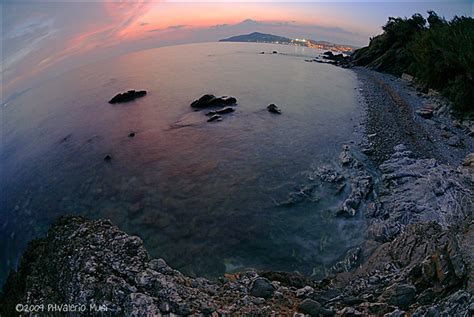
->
[219, 31, 357, 53]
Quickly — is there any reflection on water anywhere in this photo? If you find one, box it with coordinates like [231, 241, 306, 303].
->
[1, 42, 364, 285]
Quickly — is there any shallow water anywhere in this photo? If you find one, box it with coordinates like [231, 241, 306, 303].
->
[0, 42, 365, 285]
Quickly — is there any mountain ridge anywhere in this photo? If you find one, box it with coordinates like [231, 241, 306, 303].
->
[219, 32, 357, 52]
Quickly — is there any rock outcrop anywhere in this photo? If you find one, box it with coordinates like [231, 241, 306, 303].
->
[366, 144, 473, 242]
[267, 104, 282, 114]
[1, 147, 472, 316]
[109, 90, 147, 104]
[190, 95, 237, 109]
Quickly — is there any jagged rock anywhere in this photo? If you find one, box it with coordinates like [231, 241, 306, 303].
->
[267, 104, 282, 114]
[372, 144, 472, 239]
[338, 306, 362, 316]
[384, 309, 406, 317]
[461, 153, 474, 167]
[330, 248, 362, 273]
[1, 211, 471, 316]
[339, 174, 372, 217]
[382, 283, 416, 309]
[191, 94, 237, 108]
[339, 145, 353, 166]
[104, 154, 112, 161]
[296, 286, 314, 298]
[109, 90, 147, 104]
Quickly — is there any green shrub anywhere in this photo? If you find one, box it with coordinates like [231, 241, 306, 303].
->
[352, 11, 473, 114]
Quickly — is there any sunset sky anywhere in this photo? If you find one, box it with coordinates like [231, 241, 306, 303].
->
[2, 1, 472, 101]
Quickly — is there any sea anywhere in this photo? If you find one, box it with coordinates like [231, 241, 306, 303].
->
[0, 42, 366, 286]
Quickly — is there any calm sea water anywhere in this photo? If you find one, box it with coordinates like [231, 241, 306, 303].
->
[0, 42, 365, 285]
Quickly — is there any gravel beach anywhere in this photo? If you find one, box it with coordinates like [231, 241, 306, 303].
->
[355, 67, 473, 165]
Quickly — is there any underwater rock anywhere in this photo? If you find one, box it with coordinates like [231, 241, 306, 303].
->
[206, 107, 235, 116]
[207, 114, 222, 122]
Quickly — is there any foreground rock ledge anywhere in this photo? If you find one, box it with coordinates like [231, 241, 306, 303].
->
[1, 212, 472, 316]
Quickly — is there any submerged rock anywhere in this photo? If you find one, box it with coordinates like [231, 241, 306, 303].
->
[207, 114, 222, 122]
[109, 90, 147, 104]
[206, 106, 235, 116]
[104, 154, 112, 162]
[191, 94, 237, 108]
[267, 104, 282, 114]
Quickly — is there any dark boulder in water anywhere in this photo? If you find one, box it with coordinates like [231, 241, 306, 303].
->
[109, 90, 147, 104]
[321, 51, 350, 65]
[128, 132, 136, 138]
[191, 94, 237, 108]
[104, 154, 112, 162]
[206, 107, 235, 116]
[272, 51, 278, 54]
[267, 104, 282, 114]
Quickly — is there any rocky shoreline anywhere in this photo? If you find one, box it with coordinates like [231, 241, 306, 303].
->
[1, 68, 473, 316]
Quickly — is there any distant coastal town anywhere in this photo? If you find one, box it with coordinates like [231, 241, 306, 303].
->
[220, 32, 356, 53]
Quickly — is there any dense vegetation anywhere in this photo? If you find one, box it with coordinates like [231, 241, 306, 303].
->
[351, 11, 473, 114]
